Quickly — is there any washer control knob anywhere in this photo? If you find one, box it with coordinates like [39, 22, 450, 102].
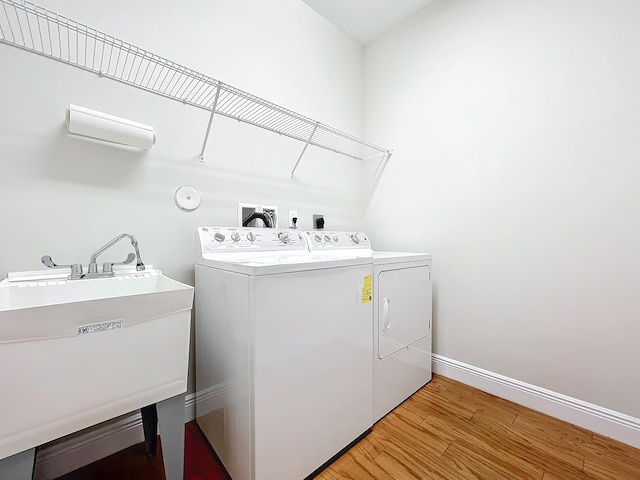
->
[247, 232, 256, 242]
[324, 235, 331, 242]
[214, 232, 225, 242]
[278, 232, 290, 244]
[231, 232, 241, 242]
[333, 235, 339, 242]
[351, 234, 360, 244]
[314, 234, 322, 242]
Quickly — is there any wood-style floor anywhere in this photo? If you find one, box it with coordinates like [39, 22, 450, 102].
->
[57, 375, 640, 480]
[317, 375, 640, 480]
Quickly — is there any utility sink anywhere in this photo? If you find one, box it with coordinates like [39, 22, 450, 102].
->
[0, 267, 194, 461]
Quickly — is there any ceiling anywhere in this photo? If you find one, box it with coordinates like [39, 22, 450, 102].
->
[303, 0, 434, 46]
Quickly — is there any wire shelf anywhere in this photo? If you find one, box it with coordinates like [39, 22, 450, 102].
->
[0, 0, 390, 168]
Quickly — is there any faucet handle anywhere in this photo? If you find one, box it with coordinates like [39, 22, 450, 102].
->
[41, 256, 83, 278]
[41, 255, 63, 268]
[102, 252, 136, 273]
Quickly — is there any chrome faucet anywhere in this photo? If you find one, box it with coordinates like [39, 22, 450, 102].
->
[41, 233, 144, 280]
[88, 233, 145, 274]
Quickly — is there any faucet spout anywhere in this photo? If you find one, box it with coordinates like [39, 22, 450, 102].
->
[88, 233, 145, 274]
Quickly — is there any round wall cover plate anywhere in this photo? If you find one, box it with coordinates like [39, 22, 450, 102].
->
[174, 185, 201, 211]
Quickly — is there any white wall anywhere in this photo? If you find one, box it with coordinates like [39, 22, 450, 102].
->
[0, 0, 363, 390]
[364, 0, 640, 419]
[0, 0, 366, 288]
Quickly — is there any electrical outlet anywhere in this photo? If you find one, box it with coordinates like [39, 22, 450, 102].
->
[312, 214, 324, 230]
[289, 210, 298, 229]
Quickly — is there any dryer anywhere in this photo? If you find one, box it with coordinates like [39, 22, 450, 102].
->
[305, 232, 432, 423]
[373, 251, 432, 422]
[194, 227, 373, 480]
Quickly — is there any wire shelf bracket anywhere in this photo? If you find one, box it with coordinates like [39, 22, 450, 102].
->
[199, 83, 221, 162]
[290, 122, 319, 179]
[0, 0, 391, 172]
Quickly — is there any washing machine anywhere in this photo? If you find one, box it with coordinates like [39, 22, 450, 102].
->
[194, 227, 373, 480]
[305, 232, 432, 423]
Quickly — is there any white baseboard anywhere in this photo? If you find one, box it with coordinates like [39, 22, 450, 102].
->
[432, 354, 640, 449]
[33, 392, 198, 480]
[33, 413, 144, 480]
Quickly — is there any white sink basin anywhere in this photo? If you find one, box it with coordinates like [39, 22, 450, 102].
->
[0, 268, 194, 461]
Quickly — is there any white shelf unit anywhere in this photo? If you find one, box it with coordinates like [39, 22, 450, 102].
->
[0, 0, 391, 175]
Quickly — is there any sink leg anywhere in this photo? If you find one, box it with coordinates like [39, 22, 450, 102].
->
[141, 404, 158, 458]
[0, 448, 36, 480]
[157, 393, 185, 480]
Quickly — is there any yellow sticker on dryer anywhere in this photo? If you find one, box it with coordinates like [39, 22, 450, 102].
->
[361, 274, 372, 303]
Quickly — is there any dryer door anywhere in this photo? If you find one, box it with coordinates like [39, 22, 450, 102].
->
[378, 265, 431, 359]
